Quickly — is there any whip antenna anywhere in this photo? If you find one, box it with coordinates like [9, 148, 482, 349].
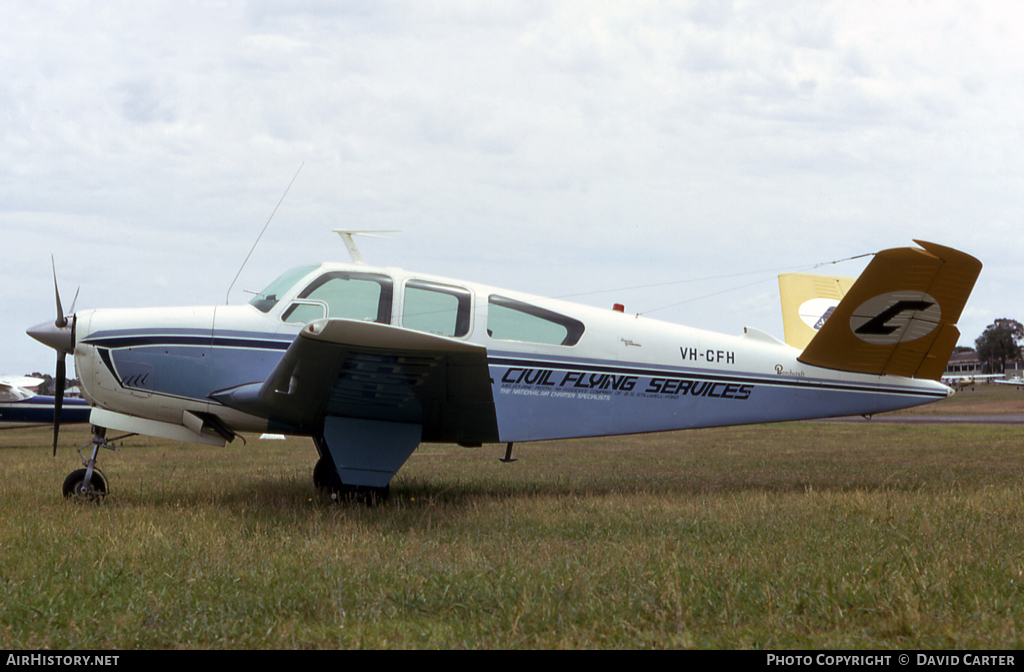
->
[226, 163, 304, 304]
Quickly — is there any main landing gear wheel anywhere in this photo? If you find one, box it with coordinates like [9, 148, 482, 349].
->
[313, 456, 390, 504]
[313, 455, 335, 490]
[62, 468, 108, 502]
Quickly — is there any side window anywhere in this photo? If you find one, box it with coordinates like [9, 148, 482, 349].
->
[487, 295, 585, 346]
[402, 280, 472, 338]
[283, 272, 393, 324]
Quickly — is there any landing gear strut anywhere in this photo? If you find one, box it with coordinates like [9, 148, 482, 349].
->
[62, 426, 135, 502]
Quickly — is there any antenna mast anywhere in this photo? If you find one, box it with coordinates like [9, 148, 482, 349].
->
[226, 163, 304, 304]
[333, 230, 400, 265]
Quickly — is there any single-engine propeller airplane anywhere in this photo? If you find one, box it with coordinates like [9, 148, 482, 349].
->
[995, 377, 1024, 388]
[28, 234, 981, 502]
[941, 373, 1005, 390]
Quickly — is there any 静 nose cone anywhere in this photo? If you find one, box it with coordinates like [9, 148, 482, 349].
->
[27, 319, 74, 354]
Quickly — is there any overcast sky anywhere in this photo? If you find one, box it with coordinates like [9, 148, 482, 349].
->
[3, 1, 1021, 376]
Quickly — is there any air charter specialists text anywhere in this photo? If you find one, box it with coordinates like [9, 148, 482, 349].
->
[766, 653, 1014, 666]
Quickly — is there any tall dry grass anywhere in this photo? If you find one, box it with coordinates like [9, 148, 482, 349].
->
[1, 406, 1023, 648]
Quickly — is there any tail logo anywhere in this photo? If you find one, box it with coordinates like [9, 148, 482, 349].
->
[849, 292, 942, 345]
[798, 298, 840, 332]
[813, 307, 836, 331]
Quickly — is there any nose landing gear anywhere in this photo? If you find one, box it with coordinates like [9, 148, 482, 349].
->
[62, 426, 135, 502]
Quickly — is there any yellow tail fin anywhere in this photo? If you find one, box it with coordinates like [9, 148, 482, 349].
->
[797, 240, 982, 380]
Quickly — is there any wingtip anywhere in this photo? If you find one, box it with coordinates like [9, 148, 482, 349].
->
[912, 240, 983, 270]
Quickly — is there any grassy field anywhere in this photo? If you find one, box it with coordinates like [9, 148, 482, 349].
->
[1, 386, 1022, 649]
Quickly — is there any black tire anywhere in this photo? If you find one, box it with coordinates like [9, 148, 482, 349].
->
[313, 456, 336, 490]
[62, 468, 107, 502]
[313, 458, 389, 504]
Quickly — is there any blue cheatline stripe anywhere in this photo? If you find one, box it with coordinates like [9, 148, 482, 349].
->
[85, 335, 292, 350]
[487, 355, 947, 399]
[0, 398, 91, 424]
[83, 331, 294, 351]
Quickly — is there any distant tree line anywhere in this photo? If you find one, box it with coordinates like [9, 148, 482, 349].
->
[974, 318, 1024, 374]
[24, 373, 81, 397]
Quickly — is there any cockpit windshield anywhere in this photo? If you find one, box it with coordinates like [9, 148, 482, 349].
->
[249, 265, 319, 313]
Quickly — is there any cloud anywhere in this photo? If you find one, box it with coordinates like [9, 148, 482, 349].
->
[2, 1, 1022, 374]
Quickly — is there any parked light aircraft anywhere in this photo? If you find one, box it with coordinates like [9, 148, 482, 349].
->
[941, 373, 1005, 389]
[995, 378, 1024, 388]
[0, 376, 90, 430]
[28, 235, 981, 501]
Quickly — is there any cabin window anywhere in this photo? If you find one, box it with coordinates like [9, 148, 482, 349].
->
[250, 265, 319, 313]
[283, 272, 393, 324]
[402, 280, 471, 338]
[487, 295, 585, 346]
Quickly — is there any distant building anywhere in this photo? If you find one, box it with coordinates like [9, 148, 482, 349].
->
[945, 350, 984, 377]
[945, 349, 1023, 382]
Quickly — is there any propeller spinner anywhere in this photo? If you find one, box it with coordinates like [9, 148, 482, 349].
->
[26, 258, 78, 455]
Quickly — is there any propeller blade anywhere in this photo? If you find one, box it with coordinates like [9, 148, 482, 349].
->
[52, 255, 67, 329]
[53, 355, 65, 456]
[68, 286, 80, 316]
[30, 257, 77, 455]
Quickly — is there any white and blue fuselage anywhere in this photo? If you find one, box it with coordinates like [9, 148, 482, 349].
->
[68, 262, 950, 448]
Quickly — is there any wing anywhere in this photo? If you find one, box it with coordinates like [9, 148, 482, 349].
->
[798, 240, 982, 380]
[0, 376, 45, 391]
[0, 379, 34, 402]
[213, 318, 499, 445]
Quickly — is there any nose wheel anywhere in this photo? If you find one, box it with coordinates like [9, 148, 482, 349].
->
[62, 426, 135, 502]
[62, 468, 108, 502]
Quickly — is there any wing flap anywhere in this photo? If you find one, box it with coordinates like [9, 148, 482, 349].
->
[797, 241, 981, 380]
